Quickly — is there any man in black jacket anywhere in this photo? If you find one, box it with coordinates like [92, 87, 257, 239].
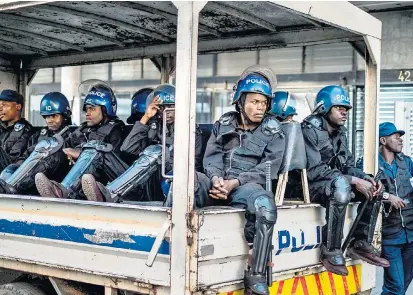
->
[0, 92, 73, 195]
[194, 66, 284, 295]
[303, 85, 389, 276]
[35, 83, 126, 199]
[80, 84, 204, 203]
[0, 89, 33, 170]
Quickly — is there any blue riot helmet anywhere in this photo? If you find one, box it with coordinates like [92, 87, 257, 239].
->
[79, 80, 117, 117]
[127, 88, 153, 124]
[145, 84, 176, 107]
[313, 85, 352, 115]
[237, 65, 278, 92]
[271, 91, 298, 120]
[40, 92, 71, 117]
[232, 73, 273, 108]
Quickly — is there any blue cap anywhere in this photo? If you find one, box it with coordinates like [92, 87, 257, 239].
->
[0, 89, 24, 105]
[379, 122, 405, 138]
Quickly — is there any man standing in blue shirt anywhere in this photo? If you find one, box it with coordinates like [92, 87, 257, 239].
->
[378, 122, 413, 295]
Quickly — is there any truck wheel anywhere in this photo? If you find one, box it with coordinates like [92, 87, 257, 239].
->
[0, 283, 46, 295]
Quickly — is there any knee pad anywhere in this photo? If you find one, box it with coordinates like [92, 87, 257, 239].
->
[82, 140, 113, 153]
[327, 176, 352, 205]
[0, 164, 20, 182]
[254, 195, 277, 225]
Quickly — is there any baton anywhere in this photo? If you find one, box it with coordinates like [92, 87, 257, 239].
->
[341, 168, 384, 251]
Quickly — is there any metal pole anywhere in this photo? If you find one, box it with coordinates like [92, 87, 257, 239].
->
[170, 2, 206, 294]
[61, 66, 81, 125]
[363, 37, 381, 175]
[160, 56, 171, 84]
[18, 69, 29, 120]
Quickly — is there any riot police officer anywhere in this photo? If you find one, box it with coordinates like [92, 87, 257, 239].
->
[271, 91, 298, 122]
[34, 83, 126, 199]
[126, 88, 154, 124]
[24, 92, 73, 159]
[302, 85, 389, 276]
[0, 92, 73, 195]
[194, 66, 285, 295]
[0, 89, 33, 170]
[80, 84, 204, 203]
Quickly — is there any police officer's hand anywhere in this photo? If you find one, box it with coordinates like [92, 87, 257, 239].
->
[387, 194, 407, 209]
[365, 177, 383, 197]
[209, 176, 228, 200]
[222, 179, 240, 195]
[141, 95, 162, 125]
[353, 177, 374, 200]
[63, 148, 81, 163]
[373, 180, 383, 197]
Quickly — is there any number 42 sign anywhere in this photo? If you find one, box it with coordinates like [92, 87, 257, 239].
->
[398, 70, 411, 82]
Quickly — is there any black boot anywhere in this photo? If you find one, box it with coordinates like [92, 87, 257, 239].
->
[320, 244, 348, 276]
[244, 196, 277, 295]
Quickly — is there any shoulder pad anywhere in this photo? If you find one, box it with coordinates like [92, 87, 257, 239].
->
[150, 122, 158, 130]
[219, 111, 237, 126]
[76, 123, 88, 133]
[112, 118, 125, 127]
[14, 123, 24, 132]
[261, 116, 282, 136]
[20, 119, 33, 130]
[40, 128, 48, 136]
[303, 115, 323, 130]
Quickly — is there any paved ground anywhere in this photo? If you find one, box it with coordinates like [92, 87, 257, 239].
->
[372, 267, 413, 294]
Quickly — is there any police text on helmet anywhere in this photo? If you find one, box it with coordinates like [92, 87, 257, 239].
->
[88, 91, 105, 98]
[334, 94, 350, 103]
[245, 78, 269, 88]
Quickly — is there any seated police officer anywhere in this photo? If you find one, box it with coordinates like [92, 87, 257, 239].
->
[194, 67, 285, 295]
[35, 83, 126, 199]
[271, 91, 298, 122]
[0, 89, 33, 170]
[0, 92, 73, 195]
[302, 85, 389, 276]
[80, 84, 204, 203]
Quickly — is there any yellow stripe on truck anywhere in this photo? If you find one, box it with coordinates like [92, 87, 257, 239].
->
[218, 264, 361, 295]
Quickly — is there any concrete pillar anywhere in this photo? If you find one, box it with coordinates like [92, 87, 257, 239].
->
[61, 66, 81, 125]
[363, 49, 380, 175]
[0, 71, 18, 91]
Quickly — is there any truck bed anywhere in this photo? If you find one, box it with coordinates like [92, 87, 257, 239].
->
[0, 195, 376, 294]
